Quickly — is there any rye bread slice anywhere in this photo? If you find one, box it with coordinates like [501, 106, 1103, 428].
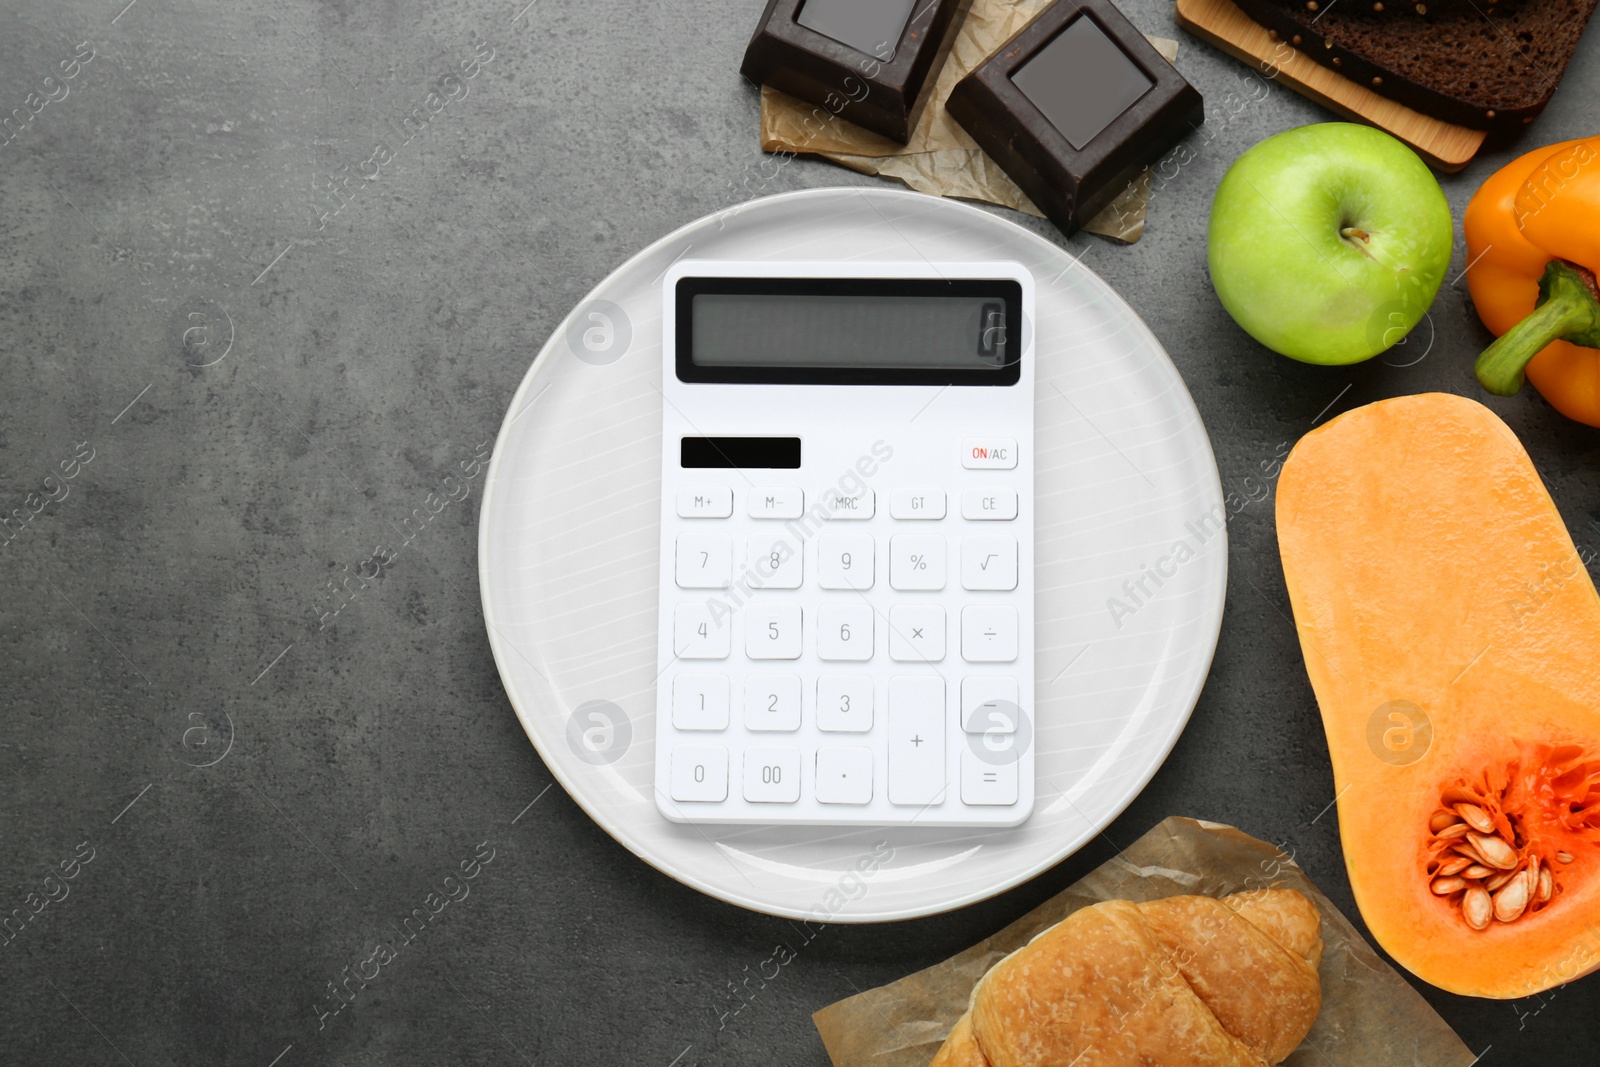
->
[1230, 0, 1598, 131]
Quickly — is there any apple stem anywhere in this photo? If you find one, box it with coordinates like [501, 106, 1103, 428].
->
[1339, 226, 1371, 244]
[1476, 260, 1600, 396]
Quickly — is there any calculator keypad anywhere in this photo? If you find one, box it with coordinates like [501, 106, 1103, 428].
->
[659, 478, 1029, 826]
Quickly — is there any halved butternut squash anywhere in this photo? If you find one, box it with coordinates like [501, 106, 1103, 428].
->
[1276, 393, 1600, 998]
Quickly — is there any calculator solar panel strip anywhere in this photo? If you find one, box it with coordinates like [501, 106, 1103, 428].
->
[654, 260, 1034, 827]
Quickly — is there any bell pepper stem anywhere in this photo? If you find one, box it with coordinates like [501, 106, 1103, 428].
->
[1476, 260, 1600, 396]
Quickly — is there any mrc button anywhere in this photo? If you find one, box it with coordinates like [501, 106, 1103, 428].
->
[961, 438, 1017, 470]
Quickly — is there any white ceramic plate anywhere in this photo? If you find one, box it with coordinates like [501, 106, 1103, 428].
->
[478, 187, 1226, 923]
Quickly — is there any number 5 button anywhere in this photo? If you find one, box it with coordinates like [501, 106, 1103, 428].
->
[745, 604, 802, 659]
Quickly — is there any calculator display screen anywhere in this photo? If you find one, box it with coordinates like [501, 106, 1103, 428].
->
[677, 276, 1023, 386]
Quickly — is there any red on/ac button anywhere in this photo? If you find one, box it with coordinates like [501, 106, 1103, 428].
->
[961, 438, 1017, 470]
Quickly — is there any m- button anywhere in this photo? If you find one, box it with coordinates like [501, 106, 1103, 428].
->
[961, 438, 1017, 470]
[748, 488, 804, 519]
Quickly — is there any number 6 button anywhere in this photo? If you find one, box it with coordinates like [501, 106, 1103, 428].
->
[817, 605, 874, 661]
[745, 604, 802, 659]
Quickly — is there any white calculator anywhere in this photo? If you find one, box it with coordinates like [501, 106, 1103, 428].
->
[654, 260, 1034, 827]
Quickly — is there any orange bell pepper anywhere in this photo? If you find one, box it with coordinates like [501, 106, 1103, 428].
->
[1466, 136, 1600, 426]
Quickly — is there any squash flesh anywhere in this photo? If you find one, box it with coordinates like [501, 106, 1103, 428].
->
[1276, 393, 1600, 998]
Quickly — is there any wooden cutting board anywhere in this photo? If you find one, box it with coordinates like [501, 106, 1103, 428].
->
[1175, 0, 1488, 171]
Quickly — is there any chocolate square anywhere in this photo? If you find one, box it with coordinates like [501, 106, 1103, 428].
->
[947, 0, 1203, 234]
[741, 0, 975, 144]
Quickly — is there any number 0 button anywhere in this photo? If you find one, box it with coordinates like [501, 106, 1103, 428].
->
[670, 745, 728, 803]
[743, 747, 801, 803]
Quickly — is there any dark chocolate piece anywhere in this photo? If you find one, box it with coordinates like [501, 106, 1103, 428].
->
[947, 0, 1203, 235]
[741, 0, 975, 144]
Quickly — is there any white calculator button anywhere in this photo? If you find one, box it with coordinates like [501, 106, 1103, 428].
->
[960, 748, 1019, 806]
[669, 745, 728, 803]
[677, 487, 733, 518]
[890, 488, 946, 520]
[961, 438, 1017, 470]
[890, 534, 947, 591]
[889, 605, 945, 662]
[674, 605, 731, 659]
[743, 746, 801, 803]
[962, 536, 1018, 591]
[817, 675, 873, 732]
[673, 674, 730, 731]
[818, 534, 875, 590]
[676, 533, 732, 589]
[744, 674, 802, 732]
[816, 747, 874, 805]
[748, 487, 804, 519]
[746, 604, 803, 659]
[823, 488, 874, 519]
[961, 489, 1018, 520]
[961, 606, 1018, 662]
[888, 677, 946, 806]
[961, 677, 1020, 733]
[746, 533, 803, 589]
[817, 604, 874, 661]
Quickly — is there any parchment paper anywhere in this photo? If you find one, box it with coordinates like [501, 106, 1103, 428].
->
[757, 0, 1181, 243]
[813, 817, 1476, 1067]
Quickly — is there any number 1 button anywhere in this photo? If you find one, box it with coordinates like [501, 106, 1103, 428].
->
[745, 605, 802, 659]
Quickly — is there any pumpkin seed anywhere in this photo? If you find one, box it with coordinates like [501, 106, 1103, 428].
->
[1462, 887, 1493, 930]
[1462, 864, 1495, 879]
[1442, 785, 1482, 807]
[1485, 870, 1516, 892]
[1468, 832, 1519, 870]
[1432, 875, 1468, 895]
[1539, 868, 1554, 903]
[1429, 809, 1463, 833]
[1435, 856, 1472, 877]
[1557, 851, 1574, 864]
[1493, 872, 1532, 922]
[1435, 823, 1471, 840]
[1454, 803, 1495, 833]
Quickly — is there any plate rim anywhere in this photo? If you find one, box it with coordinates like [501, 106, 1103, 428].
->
[477, 185, 1228, 922]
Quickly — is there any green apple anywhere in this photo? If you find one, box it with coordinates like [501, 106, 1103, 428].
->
[1208, 123, 1453, 365]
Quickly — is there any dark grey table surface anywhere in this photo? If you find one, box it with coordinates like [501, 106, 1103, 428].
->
[2, 0, 1597, 1063]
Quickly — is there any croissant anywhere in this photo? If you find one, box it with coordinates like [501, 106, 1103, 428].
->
[929, 889, 1324, 1067]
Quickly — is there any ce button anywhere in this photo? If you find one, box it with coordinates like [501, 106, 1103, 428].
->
[961, 489, 1018, 521]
